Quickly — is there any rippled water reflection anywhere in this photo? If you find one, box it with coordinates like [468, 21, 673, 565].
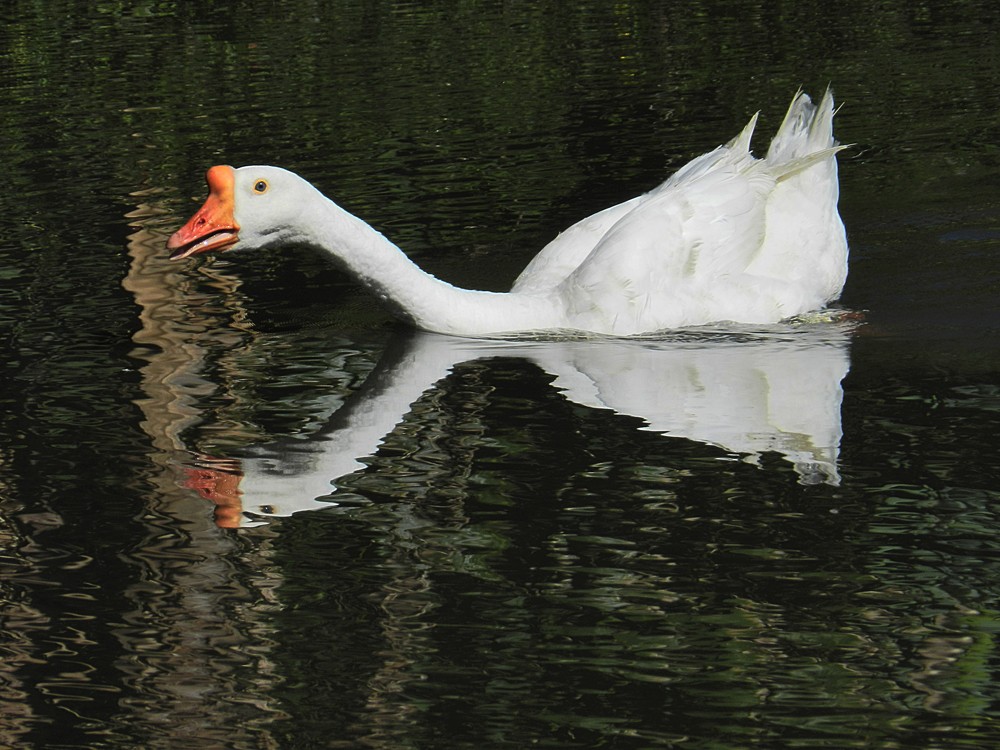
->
[3, 1, 1000, 748]
[184, 324, 851, 527]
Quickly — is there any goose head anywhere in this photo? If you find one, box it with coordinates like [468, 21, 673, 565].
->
[167, 165, 315, 260]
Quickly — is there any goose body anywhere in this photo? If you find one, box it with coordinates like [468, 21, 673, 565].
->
[168, 90, 848, 337]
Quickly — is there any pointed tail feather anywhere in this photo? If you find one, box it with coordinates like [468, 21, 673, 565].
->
[767, 88, 838, 164]
[726, 111, 759, 154]
[773, 144, 849, 182]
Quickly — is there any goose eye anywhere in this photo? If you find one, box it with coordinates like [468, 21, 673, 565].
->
[253, 179, 269, 194]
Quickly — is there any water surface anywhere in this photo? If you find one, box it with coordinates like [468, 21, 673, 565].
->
[2, 2, 1000, 748]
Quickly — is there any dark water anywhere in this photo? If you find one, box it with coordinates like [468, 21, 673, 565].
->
[3, 2, 1000, 748]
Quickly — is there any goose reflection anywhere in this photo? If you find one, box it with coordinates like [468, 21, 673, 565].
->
[185, 324, 853, 527]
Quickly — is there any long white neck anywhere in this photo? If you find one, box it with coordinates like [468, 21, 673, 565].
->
[294, 194, 564, 336]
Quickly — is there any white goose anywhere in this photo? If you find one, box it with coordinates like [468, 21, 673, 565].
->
[167, 90, 848, 337]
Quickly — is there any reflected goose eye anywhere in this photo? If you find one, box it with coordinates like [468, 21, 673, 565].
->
[253, 179, 269, 194]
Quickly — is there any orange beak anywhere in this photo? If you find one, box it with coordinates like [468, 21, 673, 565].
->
[167, 165, 240, 260]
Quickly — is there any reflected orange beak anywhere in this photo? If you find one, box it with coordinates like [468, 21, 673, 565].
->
[167, 165, 240, 260]
[183, 457, 245, 529]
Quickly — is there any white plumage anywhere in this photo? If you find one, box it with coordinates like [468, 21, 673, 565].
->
[168, 90, 847, 338]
